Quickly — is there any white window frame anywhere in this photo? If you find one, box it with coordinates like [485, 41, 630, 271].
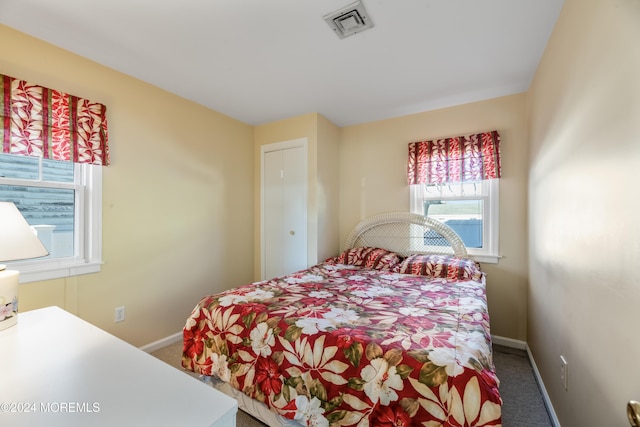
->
[410, 179, 500, 263]
[1, 162, 103, 283]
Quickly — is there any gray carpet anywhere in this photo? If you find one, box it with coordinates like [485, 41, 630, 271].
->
[493, 344, 553, 427]
[150, 342, 553, 426]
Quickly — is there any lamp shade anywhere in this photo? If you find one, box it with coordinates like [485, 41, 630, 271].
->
[0, 202, 49, 331]
[0, 202, 49, 262]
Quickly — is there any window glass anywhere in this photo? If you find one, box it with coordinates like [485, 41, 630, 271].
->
[42, 158, 74, 183]
[425, 199, 483, 248]
[410, 179, 499, 262]
[0, 153, 40, 180]
[0, 184, 75, 258]
[0, 154, 76, 258]
[0, 153, 102, 282]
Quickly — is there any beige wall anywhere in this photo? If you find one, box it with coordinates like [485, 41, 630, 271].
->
[527, 0, 640, 425]
[339, 94, 530, 340]
[1, 25, 255, 346]
[316, 114, 341, 262]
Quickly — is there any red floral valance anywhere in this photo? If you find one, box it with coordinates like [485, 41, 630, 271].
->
[1, 74, 109, 166]
[407, 130, 501, 185]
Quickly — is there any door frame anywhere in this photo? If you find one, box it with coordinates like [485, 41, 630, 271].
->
[260, 138, 308, 280]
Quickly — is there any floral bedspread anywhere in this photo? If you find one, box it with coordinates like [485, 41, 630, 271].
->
[182, 263, 502, 427]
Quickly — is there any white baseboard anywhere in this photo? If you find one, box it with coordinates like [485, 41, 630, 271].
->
[492, 335, 560, 426]
[526, 345, 561, 427]
[139, 331, 182, 353]
[491, 334, 527, 350]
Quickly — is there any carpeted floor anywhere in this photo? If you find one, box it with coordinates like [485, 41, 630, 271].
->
[150, 342, 553, 426]
[493, 344, 553, 427]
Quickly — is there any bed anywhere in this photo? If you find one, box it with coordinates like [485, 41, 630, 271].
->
[182, 212, 502, 426]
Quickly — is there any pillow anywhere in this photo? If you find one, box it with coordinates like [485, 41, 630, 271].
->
[395, 254, 483, 281]
[326, 247, 403, 271]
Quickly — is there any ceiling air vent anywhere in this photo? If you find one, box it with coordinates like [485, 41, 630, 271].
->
[324, 1, 374, 39]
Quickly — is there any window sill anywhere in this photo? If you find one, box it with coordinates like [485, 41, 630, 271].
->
[6, 260, 104, 284]
[469, 254, 501, 264]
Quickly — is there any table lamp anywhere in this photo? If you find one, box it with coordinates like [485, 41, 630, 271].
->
[0, 202, 49, 331]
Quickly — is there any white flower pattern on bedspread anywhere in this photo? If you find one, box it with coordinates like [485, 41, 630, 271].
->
[182, 263, 502, 426]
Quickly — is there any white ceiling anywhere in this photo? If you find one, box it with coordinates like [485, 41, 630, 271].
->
[0, 0, 564, 127]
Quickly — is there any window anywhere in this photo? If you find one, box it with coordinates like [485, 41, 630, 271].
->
[407, 130, 501, 263]
[410, 179, 499, 263]
[0, 153, 102, 283]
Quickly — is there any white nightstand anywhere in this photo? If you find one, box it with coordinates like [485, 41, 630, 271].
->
[0, 306, 237, 427]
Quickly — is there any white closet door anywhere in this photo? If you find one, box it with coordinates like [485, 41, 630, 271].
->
[281, 146, 307, 275]
[264, 150, 284, 279]
[263, 143, 307, 279]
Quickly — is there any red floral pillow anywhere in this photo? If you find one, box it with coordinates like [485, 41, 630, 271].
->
[325, 247, 403, 271]
[395, 254, 483, 281]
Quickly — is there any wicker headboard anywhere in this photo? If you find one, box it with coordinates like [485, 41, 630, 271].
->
[344, 212, 469, 259]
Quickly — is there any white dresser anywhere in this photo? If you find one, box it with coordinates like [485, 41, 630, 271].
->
[0, 306, 237, 427]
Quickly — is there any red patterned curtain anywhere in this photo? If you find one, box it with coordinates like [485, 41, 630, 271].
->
[0, 74, 109, 166]
[407, 130, 501, 185]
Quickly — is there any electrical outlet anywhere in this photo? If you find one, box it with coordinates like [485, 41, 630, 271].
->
[560, 355, 568, 390]
[114, 306, 125, 323]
